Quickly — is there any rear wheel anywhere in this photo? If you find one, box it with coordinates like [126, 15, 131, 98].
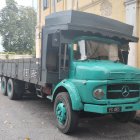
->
[54, 92, 79, 134]
[28, 84, 36, 93]
[1, 77, 7, 96]
[112, 111, 136, 122]
[7, 79, 25, 100]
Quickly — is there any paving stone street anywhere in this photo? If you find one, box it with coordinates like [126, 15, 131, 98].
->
[0, 1, 140, 140]
[0, 93, 140, 140]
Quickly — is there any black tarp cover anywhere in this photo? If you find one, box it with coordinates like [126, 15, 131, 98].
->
[45, 10, 138, 42]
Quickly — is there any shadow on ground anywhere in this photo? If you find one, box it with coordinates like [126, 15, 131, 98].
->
[0, 93, 140, 140]
[22, 95, 140, 139]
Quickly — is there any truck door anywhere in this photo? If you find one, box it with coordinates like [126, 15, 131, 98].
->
[59, 44, 70, 80]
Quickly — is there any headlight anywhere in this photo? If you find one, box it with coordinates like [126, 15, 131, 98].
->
[93, 89, 104, 100]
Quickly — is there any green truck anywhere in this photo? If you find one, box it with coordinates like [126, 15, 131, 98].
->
[0, 10, 140, 134]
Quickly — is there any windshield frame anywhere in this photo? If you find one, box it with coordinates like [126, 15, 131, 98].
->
[71, 36, 122, 62]
[72, 36, 121, 46]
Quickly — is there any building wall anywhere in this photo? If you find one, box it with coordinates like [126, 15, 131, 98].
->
[137, 0, 140, 67]
[124, 0, 140, 68]
[36, 0, 140, 69]
[125, 0, 138, 67]
[36, 0, 126, 32]
[36, 0, 126, 58]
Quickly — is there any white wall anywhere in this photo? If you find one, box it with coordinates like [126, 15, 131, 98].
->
[67, 0, 72, 10]
[125, 0, 137, 67]
[0, 54, 33, 60]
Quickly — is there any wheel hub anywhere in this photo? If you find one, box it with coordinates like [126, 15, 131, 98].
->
[56, 103, 67, 125]
[1, 81, 5, 91]
[8, 83, 12, 92]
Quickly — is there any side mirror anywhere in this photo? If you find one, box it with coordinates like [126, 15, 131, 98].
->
[52, 33, 60, 47]
[73, 44, 78, 51]
[122, 51, 129, 64]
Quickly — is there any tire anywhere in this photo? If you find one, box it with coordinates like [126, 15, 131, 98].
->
[54, 92, 79, 134]
[0, 77, 7, 96]
[112, 111, 136, 123]
[7, 79, 25, 100]
[28, 84, 36, 93]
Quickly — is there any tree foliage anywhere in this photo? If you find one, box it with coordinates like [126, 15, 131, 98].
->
[0, 0, 37, 54]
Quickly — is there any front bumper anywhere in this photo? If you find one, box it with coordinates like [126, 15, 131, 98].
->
[84, 103, 140, 114]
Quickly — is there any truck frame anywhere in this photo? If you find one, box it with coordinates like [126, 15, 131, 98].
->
[0, 10, 140, 134]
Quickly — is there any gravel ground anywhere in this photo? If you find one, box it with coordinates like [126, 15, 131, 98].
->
[0, 93, 140, 140]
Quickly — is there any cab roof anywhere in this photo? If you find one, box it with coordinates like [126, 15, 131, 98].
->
[45, 10, 138, 42]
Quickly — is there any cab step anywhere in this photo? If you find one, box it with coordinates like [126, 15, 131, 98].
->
[36, 88, 44, 98]
[47, 95, 53, 101]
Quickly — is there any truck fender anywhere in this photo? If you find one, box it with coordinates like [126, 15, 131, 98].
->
[52, 80, 83, 111]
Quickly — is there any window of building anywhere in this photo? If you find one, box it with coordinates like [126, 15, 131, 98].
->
[43, 0, 49, 10]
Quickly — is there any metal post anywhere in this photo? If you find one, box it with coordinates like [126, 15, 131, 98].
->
[63, 44, 67, 69]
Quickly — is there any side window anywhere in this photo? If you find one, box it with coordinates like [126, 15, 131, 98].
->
[118, 44, 129, 64]
[73, 43, 81, 60]
[43, 0, 49, 10]
[73, 41, 86, 60]
[59, 44, 70, 79]
[46, 35, 59, 72]
[60, 44, 69, 70]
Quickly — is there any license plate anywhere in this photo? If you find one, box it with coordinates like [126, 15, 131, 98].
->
[107, 107, 121, 113]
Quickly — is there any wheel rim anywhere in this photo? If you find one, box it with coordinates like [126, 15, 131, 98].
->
[56, 102, 67, 125]
[8, 83, 12, 92]
[7, 82, 12, 96]
[1, 81, 5, 93]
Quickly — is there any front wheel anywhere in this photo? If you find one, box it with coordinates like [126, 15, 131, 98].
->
[112, 111, 136, 122]
[54, 92, 79, 134]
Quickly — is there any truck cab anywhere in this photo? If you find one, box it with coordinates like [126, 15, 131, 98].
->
[70, 36, 140, 109]
[50, 34, 140, 133]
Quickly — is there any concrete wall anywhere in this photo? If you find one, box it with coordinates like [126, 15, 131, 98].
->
[0, 54, 33, 60]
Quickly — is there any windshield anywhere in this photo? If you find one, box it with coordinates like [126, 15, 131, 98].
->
[73, 40, 119, 61]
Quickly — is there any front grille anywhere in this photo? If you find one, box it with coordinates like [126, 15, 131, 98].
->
[107, 84, 140, 99]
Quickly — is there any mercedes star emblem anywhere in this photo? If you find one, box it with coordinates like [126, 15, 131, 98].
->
[122, 85, 130, 97]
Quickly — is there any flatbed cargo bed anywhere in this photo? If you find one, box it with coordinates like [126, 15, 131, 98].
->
[0, 58, 40, 84]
